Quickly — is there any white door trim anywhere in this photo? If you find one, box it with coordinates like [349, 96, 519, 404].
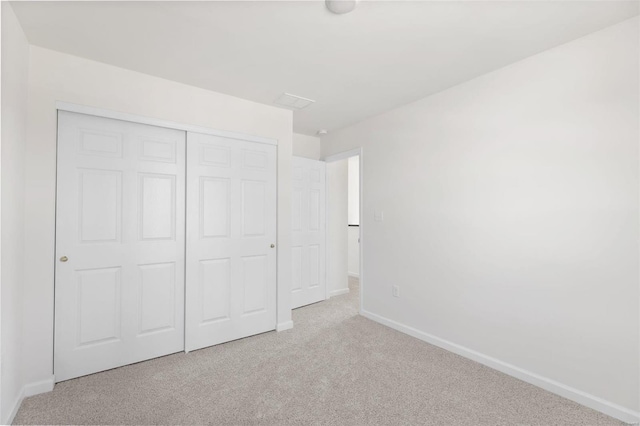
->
[324, 148, 361, 163]
[56, 101, 278, 146]
[322, 148, 364, 315]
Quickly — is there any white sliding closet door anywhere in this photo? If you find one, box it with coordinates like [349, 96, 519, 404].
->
[55, 111, 186, 382]
[185, 132, 277, 352]
[291, 157, 326, 308]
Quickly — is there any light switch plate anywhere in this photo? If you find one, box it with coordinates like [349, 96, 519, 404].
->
[374, 210, 384, 222]
[392, 285, 400, 297]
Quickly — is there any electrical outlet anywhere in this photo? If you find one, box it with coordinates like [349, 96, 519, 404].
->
[392, 285, 400, 298]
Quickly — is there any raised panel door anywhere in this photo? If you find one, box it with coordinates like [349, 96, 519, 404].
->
[185, 132, 276, 351]
[291, 156, 326, 308]
[55, 111, 186, 382]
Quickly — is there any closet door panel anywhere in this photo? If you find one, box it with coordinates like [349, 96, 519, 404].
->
[186, 132, 277, 351]
[55, 111, 186, 382]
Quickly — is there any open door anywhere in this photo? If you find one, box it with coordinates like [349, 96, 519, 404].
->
[291, 156, 327, 308]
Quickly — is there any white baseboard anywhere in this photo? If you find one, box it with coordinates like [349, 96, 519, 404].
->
[329, 288, 350, 297]
[4, 388, 24, 426]
[360, 310, 640, 425]
[24, 376, 55, 397]
[4, 375, 55, 425]
[276, 321, 294, 332]
[348, 272, 360, 278]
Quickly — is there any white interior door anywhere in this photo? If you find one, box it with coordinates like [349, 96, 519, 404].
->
[55, 111, 186, 382]
[185, 132, 277, 352]
[291, 156, 326, 308]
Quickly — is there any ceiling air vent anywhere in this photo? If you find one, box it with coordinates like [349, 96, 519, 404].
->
[273, 93, 316, 110]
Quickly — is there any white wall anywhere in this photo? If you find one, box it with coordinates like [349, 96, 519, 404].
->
[1, 3, 29, 423]
[327, 159, 349, 296]
[348, 156, 360, 277]
[22, 46, 294, 390]
[293, 133, 321, 160]
[347, 227, 359, 278]
[321, 17, 639, 420]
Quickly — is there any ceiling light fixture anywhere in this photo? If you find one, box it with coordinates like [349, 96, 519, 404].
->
[325, 0, 357, 15]
[317, 129, 328, 136]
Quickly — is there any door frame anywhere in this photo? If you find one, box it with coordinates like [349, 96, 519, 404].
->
[322, 147, 364, 314]
[54, 101, 280, 371]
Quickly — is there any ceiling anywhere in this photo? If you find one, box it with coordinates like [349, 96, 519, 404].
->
[11, 1, 639, 135]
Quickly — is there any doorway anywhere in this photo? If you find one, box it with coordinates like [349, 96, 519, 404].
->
[347, 155, 360, 284]
[324, 149, 363, 313]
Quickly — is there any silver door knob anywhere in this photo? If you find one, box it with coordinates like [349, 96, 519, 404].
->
[60, 256, 69, 262]
[270, 244, 275, 248]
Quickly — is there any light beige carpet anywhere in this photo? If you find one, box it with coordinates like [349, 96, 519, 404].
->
[15, 277, 622, 425]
